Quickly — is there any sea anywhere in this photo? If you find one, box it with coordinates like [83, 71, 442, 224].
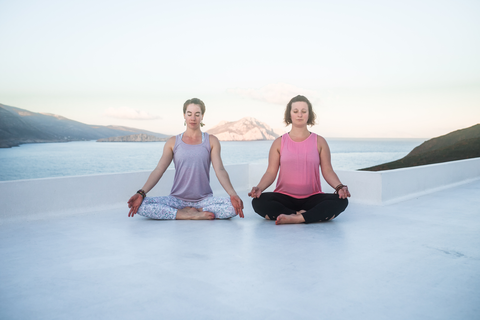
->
[0, 138, 425, 181]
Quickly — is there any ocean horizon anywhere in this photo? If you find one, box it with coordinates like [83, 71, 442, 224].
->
[0, 138, 425, 182]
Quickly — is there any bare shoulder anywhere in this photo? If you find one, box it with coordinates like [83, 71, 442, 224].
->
[316, 134, 329, 152]
[272, 136, 282, 149]
[208, 133, 221, 150]
[267, 136, 281, 154]
[165, 136, 176, 147]
[317, 134, 327, 146]
[160, 136, 175, 154]
[208, 133, 219, 142]
[209, 133, 220, 144]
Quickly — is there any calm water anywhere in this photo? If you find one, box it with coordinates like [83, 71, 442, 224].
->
[0, 138, 425, 181]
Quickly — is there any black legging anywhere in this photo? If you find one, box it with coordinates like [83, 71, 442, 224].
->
[252, 192, 348, 223]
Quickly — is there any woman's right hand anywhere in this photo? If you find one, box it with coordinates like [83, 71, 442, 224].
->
[127, 193, 143, 217]
[248, 186, 262, 199]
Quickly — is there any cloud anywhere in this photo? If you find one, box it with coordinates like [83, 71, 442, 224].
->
[227, 83, 320, 105]
[103, 107, 160, 120]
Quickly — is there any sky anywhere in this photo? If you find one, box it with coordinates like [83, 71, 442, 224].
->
[1, 0, 479, 138]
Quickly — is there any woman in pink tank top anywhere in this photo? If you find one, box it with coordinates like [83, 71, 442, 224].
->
[127, 98, 244, 220]
[249, 95, 350, 224]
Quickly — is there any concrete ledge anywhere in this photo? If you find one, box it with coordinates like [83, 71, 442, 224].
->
[334, 157, 480, 205]
[1, 159, 479, 221]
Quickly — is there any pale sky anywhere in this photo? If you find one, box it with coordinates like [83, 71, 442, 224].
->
[1, 0, 479, 138]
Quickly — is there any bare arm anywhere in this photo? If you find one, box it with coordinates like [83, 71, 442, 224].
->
[318, 136, 351, 199]
[140, 137, 175, 193]
[127, 137, 175, 216]
[210, 135, 244, 218]
[248, 137, 281, 198]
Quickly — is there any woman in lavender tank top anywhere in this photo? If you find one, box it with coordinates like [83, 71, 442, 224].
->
[249, 95, 350, 225]
[127, 98, 244, 220]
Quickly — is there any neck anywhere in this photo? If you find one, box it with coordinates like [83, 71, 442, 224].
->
[289, 125, 310, 137]
[184, 127, 202, 137]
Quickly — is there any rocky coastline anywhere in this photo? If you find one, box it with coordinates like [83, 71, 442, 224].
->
[97, 134, 169, 142]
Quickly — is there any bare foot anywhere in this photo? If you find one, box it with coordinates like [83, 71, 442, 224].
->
[276, 213, 305, 225]
[176, 207, 215, 220]
[265, 215, 270, 220]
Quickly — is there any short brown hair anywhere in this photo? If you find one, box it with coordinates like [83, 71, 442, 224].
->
[284, 95, 316, 126]
[183, 98, 206, 115]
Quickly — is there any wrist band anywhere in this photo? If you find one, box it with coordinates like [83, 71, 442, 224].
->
[136, 189, 146, 199]
[334, 184, 347, 194]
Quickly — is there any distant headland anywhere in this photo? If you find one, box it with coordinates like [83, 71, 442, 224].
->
[0, 103, 170, 148]
[207, 117, 282, 141]
[97, 134, 168, 142]
[361, 124, 480, 171]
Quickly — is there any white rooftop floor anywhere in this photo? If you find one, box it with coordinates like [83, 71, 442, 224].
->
[1, 179, 479, 320]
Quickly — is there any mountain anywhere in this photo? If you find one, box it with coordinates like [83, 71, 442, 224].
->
[207, 117, 281, 141]
[97, 134, 168, 142]
[361, 124, 480, 171]
[0, 103, 170, 148]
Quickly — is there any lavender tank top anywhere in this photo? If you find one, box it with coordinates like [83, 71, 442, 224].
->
[170, 132, 213, 201]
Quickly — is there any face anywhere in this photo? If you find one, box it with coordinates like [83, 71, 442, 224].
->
[184, 103, 203, 128]
[290, 101, 309, 126]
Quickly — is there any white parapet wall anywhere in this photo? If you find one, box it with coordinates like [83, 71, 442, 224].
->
[378, 157, 480, 204]
[1, 159, 479, 221]
[0, 164, 249, 222]
[334, 157, 480, 205]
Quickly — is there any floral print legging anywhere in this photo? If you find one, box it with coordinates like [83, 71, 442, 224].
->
[137, 195, 236, 219]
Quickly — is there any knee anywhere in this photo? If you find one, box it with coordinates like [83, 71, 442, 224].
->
[136, 202, 146, 214]
[251, 198, 260, 212]
[251, 197, 266, 213]
[225, 206, 237, 219]
[251, 198, 267, 218]
[329, 198, 348, 221]
[215, 204, 236, 219]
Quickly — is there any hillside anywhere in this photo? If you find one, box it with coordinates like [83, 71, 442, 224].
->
[0, 103, 170, 148]
[361, 124, 480, 171]
[207, 117, 281, 141]
[406, 124, 480, 156]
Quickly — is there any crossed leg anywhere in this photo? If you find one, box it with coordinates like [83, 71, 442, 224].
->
[137, 196, 234, 220]
[253, 193, 348, 225]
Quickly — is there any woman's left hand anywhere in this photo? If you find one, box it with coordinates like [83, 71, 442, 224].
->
[230, 195, 244, 218]
[338, 186, 351, 199]
[127, 193, 144, 217]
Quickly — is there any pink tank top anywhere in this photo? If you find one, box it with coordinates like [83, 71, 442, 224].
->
[274, 133, 322, 198]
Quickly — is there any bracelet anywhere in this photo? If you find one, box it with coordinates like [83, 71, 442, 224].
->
[334, 184, 347, 194]
[136, 189, 146, 199]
